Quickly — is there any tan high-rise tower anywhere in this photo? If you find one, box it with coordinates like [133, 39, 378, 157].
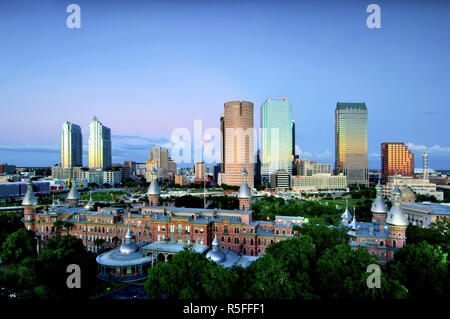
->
[222, 101, 254, 188]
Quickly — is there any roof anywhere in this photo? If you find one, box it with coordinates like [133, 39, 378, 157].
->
[142, 242, 208, 254]
[96, 242, 151, 267]
[336, 102, 367, 110]
[21, 180, 38, 206]
[147, 180, 161, 195]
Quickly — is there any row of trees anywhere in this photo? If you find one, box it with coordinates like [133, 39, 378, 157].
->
[144, 219, 416, 299]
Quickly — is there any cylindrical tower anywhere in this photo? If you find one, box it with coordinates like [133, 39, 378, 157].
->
[222, 101, 254, 188]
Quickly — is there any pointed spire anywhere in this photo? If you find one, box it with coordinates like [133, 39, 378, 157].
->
[349, 207, 357, 230]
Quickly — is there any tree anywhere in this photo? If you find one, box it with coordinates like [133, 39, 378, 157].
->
[387, 241, 449, 298]
[296, 217, 344, 260]
[200, 264, 239, 299]
[144, 247, 212, 299]
[241, 254, 295, 299]
[94, 238, 106, 252]
[53, 220, 65, 235]
[315, 244, 377, 298]
[264, 237, 317, 298]
[0, 212, 24, 246]
[112, 236, 120, 247]
[35, 234, 98, 299]
[1, 229, 37, 264]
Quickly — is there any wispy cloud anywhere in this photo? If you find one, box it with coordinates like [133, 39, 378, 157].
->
[406, 143, 450, 154]
[295, 145, 332, 161]
[0, 145, 59, 153]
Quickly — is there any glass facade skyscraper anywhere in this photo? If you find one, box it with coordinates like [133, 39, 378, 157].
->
[261, 97, 293, 186]
[61, 121, 82, 169]
[89, 116, 111, 169]
[335, 102, 368, 186]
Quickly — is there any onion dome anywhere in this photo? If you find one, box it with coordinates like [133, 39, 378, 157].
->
[67, 180, 80, 200]
[84, 192, 95, 210]
[206, 235, 225, 263]
[119, 228, 138, 255]
[387, 183, 408, 227]
[371, 180, 387, 214]
[238, 168, 252, 199]
[147, 180, 161, 195]
[21, 179, 38, 206]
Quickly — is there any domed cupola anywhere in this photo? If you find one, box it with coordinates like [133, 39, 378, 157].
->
[67, 179, 80, 207]
[206, 235, 225, 263]
[386, 184, 408, 227]
[238, 168, 252, 210]
[147, 180, 161, 206]
[22, 179, 38, 207]
[119, 228, 138, 255]
[371, 179, 388, 223]
[84, 192, 95, 211]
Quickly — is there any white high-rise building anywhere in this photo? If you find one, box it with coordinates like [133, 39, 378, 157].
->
[88, 116, 111, 170]
[61, 121, 82, 169]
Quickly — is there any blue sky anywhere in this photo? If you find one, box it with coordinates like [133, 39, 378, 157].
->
[0, 0, 449, 169]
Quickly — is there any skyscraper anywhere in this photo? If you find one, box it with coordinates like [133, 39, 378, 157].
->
[222, 101, 254, 188]
[335, 102, 368, 186]
[381, 142, 414, 182]
[261, 97, 293, 186]
[149, 146, 170, 180]
[88, 116, 111, 170]
[61, 121, 82, 168]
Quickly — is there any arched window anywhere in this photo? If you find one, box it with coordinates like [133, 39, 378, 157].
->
[178, 224, 182, 234]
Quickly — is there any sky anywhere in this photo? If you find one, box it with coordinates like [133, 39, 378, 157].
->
[0, 0, 449, 169]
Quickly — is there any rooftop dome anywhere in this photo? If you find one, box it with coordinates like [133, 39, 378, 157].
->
[238, 183, 252, 199]
[21, 179, 38, 206]
[371, 180, 387, 214]
[119, 228, 138, 255]
[238, 168, 252, 199]
[206, 235, 225, 263]
[147, 180, 161, 195]
[67, 180, 80, 200]
[84, 192, 95, 210]
[387, 185, 408, 227]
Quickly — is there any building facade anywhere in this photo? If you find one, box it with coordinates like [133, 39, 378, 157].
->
[381, 142, 414, 182]
[335, 102, 369, 186]
[222, 101, 255, 187]
[298, 159, 332, 176]
[261, 98, 293, 186]
[194, 162, 206, 180]
[88, 117, 112, 170]
[291, 173, 347, 193]
[23, 175, 295, 261]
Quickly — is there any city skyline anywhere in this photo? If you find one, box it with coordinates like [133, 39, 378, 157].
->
[1, 0, 450, 168]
